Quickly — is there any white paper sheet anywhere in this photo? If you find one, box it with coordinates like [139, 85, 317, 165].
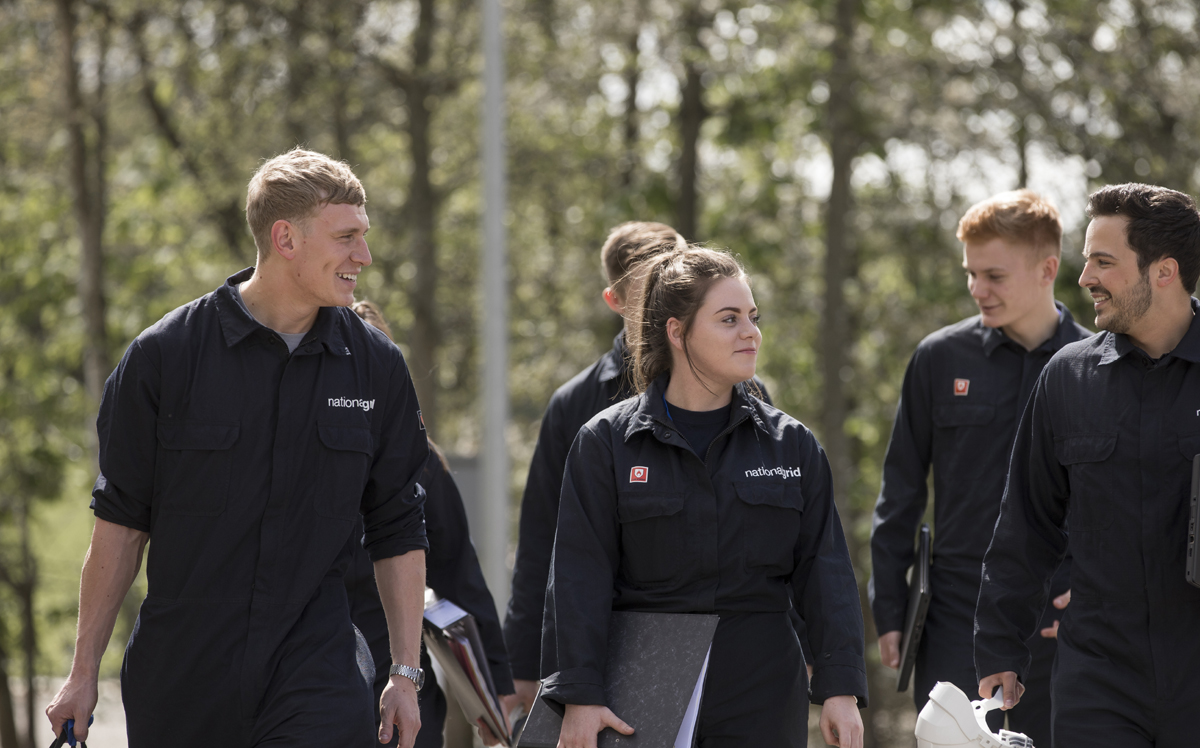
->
[674, 647, 711, 748]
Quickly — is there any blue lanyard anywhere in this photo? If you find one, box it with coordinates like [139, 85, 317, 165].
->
[661, 393, 674, 422]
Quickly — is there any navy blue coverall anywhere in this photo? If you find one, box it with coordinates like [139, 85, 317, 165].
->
[870, 304, 1088, 743]
[347, 448, 513, 747]
[975, 297, 1200, 747]
[541, 377, 866, 748]
[91, 269, 429, 747]
[503, 332, 803, 683]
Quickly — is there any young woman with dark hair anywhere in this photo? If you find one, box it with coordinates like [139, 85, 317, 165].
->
[540, 247, 867, 748]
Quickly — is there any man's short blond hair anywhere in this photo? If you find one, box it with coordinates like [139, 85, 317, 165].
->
[600, 221, 685, 301]
[956, 189, 1062, 259]
[245, 148, 366, 259]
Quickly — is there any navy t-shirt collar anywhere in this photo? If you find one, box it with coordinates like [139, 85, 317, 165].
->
[624, 372, 767, 442]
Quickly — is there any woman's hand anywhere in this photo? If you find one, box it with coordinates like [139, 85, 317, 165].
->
[819, 695, 863, 748]
[556, 704, 634, 748]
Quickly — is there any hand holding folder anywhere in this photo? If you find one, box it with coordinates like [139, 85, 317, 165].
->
[423, 594, 513, 746]
[517, 611, 717, 748]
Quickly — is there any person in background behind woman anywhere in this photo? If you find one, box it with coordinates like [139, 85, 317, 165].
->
[349, 300, 514, 747]
[540, 247, 867, 748]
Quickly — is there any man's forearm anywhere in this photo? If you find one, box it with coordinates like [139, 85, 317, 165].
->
[73, 518, 149, 677]
[374, 550, 426, 669]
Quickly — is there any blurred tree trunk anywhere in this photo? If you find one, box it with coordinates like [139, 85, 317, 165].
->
[56, 0, 111, 431]
[820, 0, 877, 741]
[15, 501, 35, 748]
[285, 0, 312, 148]
[0, 645, 16, 748]
[676, 8, 708, 240]
[0, 496, 38, 748]
[404, 0, 440, 437]
[620, 0, 641, 191]
[821, 0, 858, 520]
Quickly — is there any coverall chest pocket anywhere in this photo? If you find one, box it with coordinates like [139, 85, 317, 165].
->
[315, 424, 374, 520]
[155, 419, 240, 516]
[616, 492, 689, 584]
[1178, 434, 1200, 466]
[735, 482, 804, 573]
[1054, 433, 1117, 530]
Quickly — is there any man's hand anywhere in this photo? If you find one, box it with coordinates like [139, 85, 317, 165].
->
[379, 675, 421, 747]
[1039, 589, 1070, 639]
[978, 671, 1024, 710]
[819, 695, 863, 748]
[45, 519, 148, 741]
[45, 674, 98, 742]
[556, 704, 633, 748]
[878, 630, 902, 669]
[509, 678, 540, 718]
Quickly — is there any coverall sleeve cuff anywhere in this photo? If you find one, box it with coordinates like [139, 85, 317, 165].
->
[540, 668, 606, 708]
[488, 660, 515, 695]
[810, 662, 869, 708]
[974, 653, 1031, 686]
[91, 500, 151, 534]
[508, 656, 540, 682]
[873, 611, 905, 636]
[365, 537, 430, 563]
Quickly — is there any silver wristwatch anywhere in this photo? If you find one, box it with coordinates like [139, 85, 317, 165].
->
[389, 663, 425, 690]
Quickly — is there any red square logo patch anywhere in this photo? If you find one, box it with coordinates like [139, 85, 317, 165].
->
[630, 466, 649, 483]
[953, 378, 970, 396]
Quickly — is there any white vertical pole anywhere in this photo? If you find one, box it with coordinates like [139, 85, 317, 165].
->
[480, 0, 510, 612]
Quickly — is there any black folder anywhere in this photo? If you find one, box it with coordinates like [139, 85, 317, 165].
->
[897, 523, 931, 692]
[516, 611, 719, 748]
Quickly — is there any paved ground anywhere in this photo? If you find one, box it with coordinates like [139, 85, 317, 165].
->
[9, 679, 891, 747]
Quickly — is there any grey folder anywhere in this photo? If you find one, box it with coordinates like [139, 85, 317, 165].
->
[517, 611, 719, 748]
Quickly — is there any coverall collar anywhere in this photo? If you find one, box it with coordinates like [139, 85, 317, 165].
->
[980, 301, 1079, 357]
[623, 373, 769, 443]
[215, 268, 351, 357]
[1099, 296, 1200, 366]
[596, 330, 628, 384]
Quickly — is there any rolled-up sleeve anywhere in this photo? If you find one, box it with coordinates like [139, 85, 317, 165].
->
[91, 339, 160, 532]
[361, 353, 429, 561]
[791, 431, 869, 707]
[540, 423, 620, 708]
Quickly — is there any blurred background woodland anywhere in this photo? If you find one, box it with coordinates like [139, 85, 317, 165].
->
[2, 0, 1200, 745]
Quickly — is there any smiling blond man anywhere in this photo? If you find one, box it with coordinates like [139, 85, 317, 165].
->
[46, 149, 429, 748]
[869, 190, 1090, 745]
